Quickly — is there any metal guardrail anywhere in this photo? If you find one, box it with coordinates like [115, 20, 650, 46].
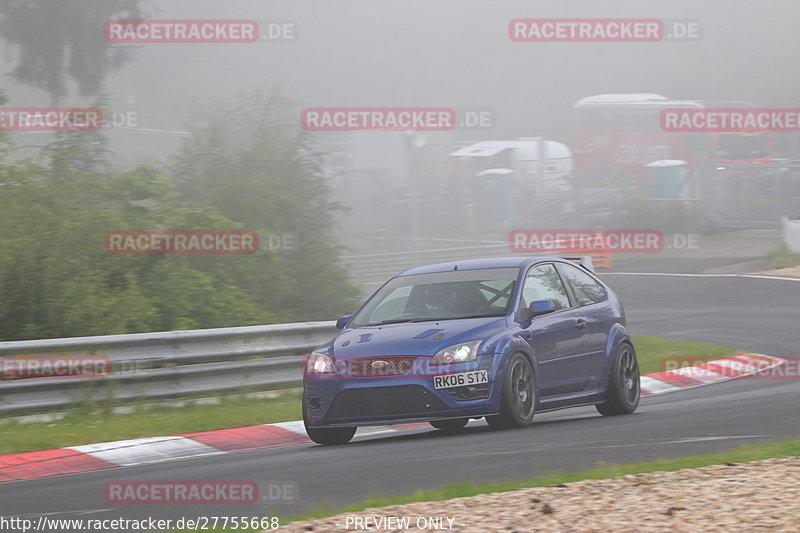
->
[0, 322, 338, 415]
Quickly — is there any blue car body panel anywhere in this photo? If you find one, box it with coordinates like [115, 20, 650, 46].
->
[303, 256, 633, 428]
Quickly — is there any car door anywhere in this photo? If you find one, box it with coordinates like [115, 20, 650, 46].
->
[518, 263, 589, 396]
[555, 262, 611, 386]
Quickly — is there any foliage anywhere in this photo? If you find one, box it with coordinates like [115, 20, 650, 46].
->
[0, 89, 359, 340]
[623, 188, 705, 233]
[170, 89, 360, 322]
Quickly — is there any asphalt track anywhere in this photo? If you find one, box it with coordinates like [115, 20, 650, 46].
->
[1, 273, 798, 528]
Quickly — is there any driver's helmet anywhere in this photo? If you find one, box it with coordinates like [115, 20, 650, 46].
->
[423, 283, 457, 313]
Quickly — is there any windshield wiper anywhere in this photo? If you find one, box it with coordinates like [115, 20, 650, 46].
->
[369, 314, 504, 326]
[424, 313, 506, 321]
[375, 317, 441, 325]
[375, 318, 417, 325]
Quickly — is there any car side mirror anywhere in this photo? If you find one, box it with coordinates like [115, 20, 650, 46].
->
[518, 300, 555, 322]
[335, 315, 352, 330]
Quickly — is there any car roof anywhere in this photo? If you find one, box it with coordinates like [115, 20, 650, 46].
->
[397, 256, 567, 276]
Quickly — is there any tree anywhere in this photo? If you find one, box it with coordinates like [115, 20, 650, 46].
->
[0, 0, 144, 102]
[0, 87, 360, 340]
[0, 131, 271, 340]
[171, 89, 360, 322]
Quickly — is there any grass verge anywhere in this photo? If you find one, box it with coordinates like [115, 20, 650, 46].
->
[631, 334, 738, 375]
[770, 244, 800, 269]
[285, 436, 800, 524]
[0, 390, 302, 455]
[0, 336, 738, 455]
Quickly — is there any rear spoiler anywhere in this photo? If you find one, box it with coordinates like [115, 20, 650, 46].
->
[562, 255, 595, 273]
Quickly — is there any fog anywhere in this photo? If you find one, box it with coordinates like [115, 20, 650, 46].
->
[3, 0, 800, 275]
[5, 1, 797, 133]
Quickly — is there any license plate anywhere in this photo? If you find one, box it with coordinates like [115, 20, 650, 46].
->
[433, 370, 489, 389]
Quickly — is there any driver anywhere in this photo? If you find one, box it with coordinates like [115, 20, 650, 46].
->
[423, 284, 457, 314]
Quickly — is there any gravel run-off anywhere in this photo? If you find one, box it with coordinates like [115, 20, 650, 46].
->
[276, 456, 800, 532]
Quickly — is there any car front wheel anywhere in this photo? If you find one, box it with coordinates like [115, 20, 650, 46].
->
[305, 426, 356, 445]
[487, 353, 536, 429]
[303, 404, 356, 444]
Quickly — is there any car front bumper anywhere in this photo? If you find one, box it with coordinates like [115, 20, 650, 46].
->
[303, 353, 502, 428]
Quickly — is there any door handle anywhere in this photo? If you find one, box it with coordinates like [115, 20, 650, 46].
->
[575, 318, 587, 330]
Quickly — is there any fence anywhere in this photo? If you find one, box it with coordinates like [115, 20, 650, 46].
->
[702, 160, 800, 228]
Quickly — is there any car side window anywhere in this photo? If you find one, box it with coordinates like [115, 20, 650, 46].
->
[478, 279, 515, 311]
[521, 264, 570, 310]
[558, 263, 607, 306]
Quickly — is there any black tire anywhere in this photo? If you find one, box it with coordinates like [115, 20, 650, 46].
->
[429, 418, 469, 431]
[305, 426, 356, 445]
[596, 342, 640, 416]
[303, 404, 356, 445]
[487, 353, 536, 430]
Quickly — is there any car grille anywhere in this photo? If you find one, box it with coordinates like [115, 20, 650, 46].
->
[325, 385, 447, 419]
[347, 356, 416, 377]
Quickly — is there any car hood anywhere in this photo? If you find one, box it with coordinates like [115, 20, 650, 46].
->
[322, 316, 508, 359]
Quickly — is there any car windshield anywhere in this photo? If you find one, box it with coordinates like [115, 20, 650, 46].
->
[349, 268, 519, 327]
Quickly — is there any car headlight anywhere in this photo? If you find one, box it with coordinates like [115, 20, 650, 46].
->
[430, 340, 483, 365]
[305, 353, 336, 374]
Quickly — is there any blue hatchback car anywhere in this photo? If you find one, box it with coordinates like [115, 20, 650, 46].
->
[302, 256, 640, 444]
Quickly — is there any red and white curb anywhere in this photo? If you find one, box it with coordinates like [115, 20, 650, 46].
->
[640, 353, 786, 396]
[0, 421, 429, 483]
[0, 353, 788, 483]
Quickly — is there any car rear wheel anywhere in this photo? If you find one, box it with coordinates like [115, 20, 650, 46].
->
[429, 418, 469, 431]
[596, 342, 640, 416]
[487, 353, 535, 430]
